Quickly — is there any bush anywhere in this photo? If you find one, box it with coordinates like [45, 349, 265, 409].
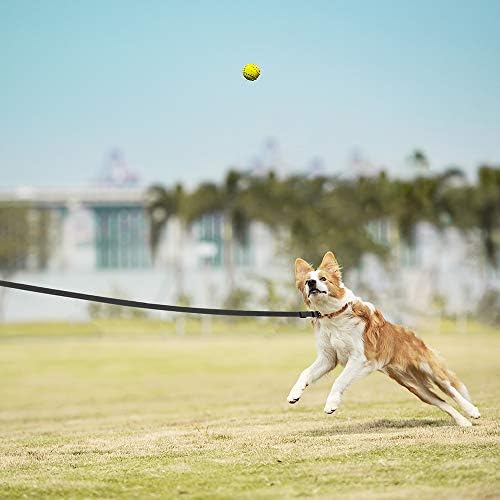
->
[475, 289, 500, 325]
[224, 287, 252, 309]
[87, 287, 149, 320]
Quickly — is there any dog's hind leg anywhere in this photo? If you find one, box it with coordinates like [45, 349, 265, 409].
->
[456, 382, 472, 403]
[429, 358, 473, 403]
[391, 373, 472, 427]
[433, 378, 480, 419]
[423, 360, 480, 419]
[416, 386, 472, 427]
[449, 375, 472, 403]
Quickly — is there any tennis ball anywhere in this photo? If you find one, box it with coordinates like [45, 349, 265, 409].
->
[242, 63, 260, 81]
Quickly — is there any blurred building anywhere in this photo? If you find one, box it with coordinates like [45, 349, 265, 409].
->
[0, 186, 281, 321]
[0, 186, 497, 322]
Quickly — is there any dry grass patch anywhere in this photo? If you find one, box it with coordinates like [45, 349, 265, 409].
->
[0, 319, 499, 498]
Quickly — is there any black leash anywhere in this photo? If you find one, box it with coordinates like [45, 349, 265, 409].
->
[0, 280, 318, 318]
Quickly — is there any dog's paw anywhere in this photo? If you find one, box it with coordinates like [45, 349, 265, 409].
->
[469, 406, 481, 419]
[287, 390, 302, 404]
[323, 402, 339, 415]
[457, 418, 473, 428]
[287, 384, 306, 405]
[323, 398, 340, 415]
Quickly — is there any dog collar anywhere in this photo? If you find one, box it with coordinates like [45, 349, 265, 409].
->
[315, 301, 353, 319]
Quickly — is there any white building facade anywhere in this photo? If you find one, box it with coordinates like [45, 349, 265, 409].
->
[0, 186, 497, 322]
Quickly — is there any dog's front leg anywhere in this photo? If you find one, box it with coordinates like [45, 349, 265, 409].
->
[287, 353, 336, 404]
[324, 358, 374, 414]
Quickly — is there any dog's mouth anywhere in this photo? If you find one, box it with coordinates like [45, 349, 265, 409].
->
[308, 289, 327, 297]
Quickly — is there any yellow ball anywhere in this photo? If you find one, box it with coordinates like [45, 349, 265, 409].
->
[242, 63, 260, 81]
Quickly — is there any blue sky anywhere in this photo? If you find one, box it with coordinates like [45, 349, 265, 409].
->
[1, 0, 499, 188]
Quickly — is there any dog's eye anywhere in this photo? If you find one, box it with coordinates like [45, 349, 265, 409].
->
[320, 277, 327, 282]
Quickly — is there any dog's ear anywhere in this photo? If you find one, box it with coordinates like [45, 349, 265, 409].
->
[295, 258, 313, 285]
[319, 251, 341, 279]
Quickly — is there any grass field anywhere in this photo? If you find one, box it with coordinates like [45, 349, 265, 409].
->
[1, 318, 499, 499]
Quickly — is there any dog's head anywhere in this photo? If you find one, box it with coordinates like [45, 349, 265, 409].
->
[295, 251, 346, 311]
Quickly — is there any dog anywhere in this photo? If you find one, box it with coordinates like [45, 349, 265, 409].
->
[287, 251, 480, 427]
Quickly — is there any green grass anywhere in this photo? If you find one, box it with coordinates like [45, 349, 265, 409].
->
[0, 319, 499, 499]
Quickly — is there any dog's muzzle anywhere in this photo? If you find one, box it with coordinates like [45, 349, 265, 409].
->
[306, 279, 326, 297]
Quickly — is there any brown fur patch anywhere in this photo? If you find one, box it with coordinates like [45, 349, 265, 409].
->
[318, 252, 345, 299]
[295, 258, 313, 307]
[351, 302, 460, 393]
[295, 258, 313, 287]
[315, 270, 345, 299]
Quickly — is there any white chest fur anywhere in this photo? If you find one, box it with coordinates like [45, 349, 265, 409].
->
[317, 314, 366, 366]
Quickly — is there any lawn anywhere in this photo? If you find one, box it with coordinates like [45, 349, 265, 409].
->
[1, 318, 499, 499]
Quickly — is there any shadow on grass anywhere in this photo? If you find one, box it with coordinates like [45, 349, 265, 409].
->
[303, 418, 449, 436]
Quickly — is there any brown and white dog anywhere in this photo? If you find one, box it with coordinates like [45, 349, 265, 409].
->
[288, 251, 480, 427]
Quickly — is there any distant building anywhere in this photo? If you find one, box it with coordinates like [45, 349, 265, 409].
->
[0, 186, 276, 321]
[0, 186, 497, 322]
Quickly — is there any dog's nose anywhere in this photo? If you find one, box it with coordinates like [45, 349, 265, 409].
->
[306, 279, 316, 288]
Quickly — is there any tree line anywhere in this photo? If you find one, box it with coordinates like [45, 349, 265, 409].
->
[146, 165, 500, 273]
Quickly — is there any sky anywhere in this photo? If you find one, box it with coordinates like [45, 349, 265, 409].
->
[1, 0, 500, 188]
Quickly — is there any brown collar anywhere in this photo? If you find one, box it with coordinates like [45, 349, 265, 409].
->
[316, 301, 353, 319]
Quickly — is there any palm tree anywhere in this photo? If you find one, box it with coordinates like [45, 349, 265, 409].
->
[441, 166, 500, 272]
[146, 166, 500, 303]
[243, 172, 387, 270]
[186, 170, 251, 290]
[475, 166, 500, 269]
[407, 149, 430, 173]
[146, 184, 179, 260]
[145, 183, 188, 297]
[0, 203, 31, 320]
